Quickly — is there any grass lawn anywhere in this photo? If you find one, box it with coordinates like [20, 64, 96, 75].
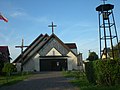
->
[63, 71, 120, 90]
[0, 72, 32, 87]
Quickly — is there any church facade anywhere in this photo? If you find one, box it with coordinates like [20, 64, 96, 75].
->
[13, 33, 83, 71]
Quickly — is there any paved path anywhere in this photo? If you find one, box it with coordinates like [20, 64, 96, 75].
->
[0, 72, 79, 90]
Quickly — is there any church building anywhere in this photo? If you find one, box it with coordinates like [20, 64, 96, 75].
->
[13, 32, 83, 72]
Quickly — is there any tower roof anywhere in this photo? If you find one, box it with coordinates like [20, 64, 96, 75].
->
[96, 4, 114, 11]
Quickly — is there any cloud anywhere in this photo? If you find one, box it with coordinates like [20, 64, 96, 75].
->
[30, 16, 50, 24]
[0, 29, 20, 45]
[58, 21, 97, 38]
[10, 11, 26, 18]
[10, 10, 50, 25]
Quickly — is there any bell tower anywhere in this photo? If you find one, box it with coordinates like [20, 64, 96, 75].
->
[96, 0, 120, 59]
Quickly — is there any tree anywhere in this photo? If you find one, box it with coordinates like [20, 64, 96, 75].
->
[87, 52, 99, 61]
[112, 42, 120, 58]
[2, 62, 16, 76]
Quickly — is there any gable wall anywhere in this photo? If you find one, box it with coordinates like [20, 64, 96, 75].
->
[23, 58, 34, 71]
[23, 53, 40, 72]
[67, 52, 78, 70]
[33, 53, 40, 71]
[46, 48, 62, 56]
[39, 38, 69, 56]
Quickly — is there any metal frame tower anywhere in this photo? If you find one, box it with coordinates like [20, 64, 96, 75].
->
[96, 1, 120, 59]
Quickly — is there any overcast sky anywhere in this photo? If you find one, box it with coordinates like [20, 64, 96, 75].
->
[0, 0, 120, 61]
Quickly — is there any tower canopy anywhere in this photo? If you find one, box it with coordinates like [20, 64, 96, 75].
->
[96, 4, 114, 11]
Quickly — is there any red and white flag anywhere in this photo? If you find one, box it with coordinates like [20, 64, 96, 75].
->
[0, 13, 8, 22]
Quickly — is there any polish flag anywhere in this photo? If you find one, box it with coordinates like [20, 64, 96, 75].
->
[0, 13, 8, 22]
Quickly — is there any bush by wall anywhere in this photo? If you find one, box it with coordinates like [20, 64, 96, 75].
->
[93, 59, 120, 86]
[85, 59, 120, 86]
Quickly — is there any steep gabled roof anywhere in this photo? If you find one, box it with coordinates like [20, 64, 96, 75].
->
[13, 34, 49, 63]
[13, 33, 77, 64]
[37, 33, 71, 53]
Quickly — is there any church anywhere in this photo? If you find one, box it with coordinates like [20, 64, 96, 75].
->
[13, 24, 83, 72]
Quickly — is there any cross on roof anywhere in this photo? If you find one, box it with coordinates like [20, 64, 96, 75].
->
[102, 0, 107, 4]
[48, 22, 57, 34]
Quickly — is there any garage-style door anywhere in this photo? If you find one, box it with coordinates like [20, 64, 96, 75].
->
[40, 59, 67, 71]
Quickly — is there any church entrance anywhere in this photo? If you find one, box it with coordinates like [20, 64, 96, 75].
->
[40, 58, 67, 71]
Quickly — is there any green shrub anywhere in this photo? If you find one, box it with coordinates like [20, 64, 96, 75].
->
[85, 61, 96, 84]
[93, 59, 120, 86]
[2, 63, 16, 76]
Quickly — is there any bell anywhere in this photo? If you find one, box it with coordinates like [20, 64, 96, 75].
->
[103, 12, 108, 20]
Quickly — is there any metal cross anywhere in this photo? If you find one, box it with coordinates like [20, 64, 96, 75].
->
[15, 39, 28, 54]
[48, 22, 57, 34]
[15, 39, 28, 71]
[102, 0, 107, 4]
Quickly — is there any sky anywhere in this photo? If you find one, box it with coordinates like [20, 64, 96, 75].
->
[0, 0, 120, 62]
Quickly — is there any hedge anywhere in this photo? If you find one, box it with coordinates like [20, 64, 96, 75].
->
[85, 59, 120, 86]
[85, 61, 96, 84]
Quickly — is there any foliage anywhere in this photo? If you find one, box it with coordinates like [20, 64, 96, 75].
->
[93, 59, 120, 86]
[113, 46, 120, 59]
[2, 63, 16, 76]
[0, 60, 4, 74]
[108, 42, 120, 58]
[84, 61, 96, 84]
[87, 52, 98, 61]
[63, 70, 75, 77]
[63, 70, 86, 79]
[84, 58, 120, 86]
[63, 71, 120, 90]
[0, 72, 32, 86]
